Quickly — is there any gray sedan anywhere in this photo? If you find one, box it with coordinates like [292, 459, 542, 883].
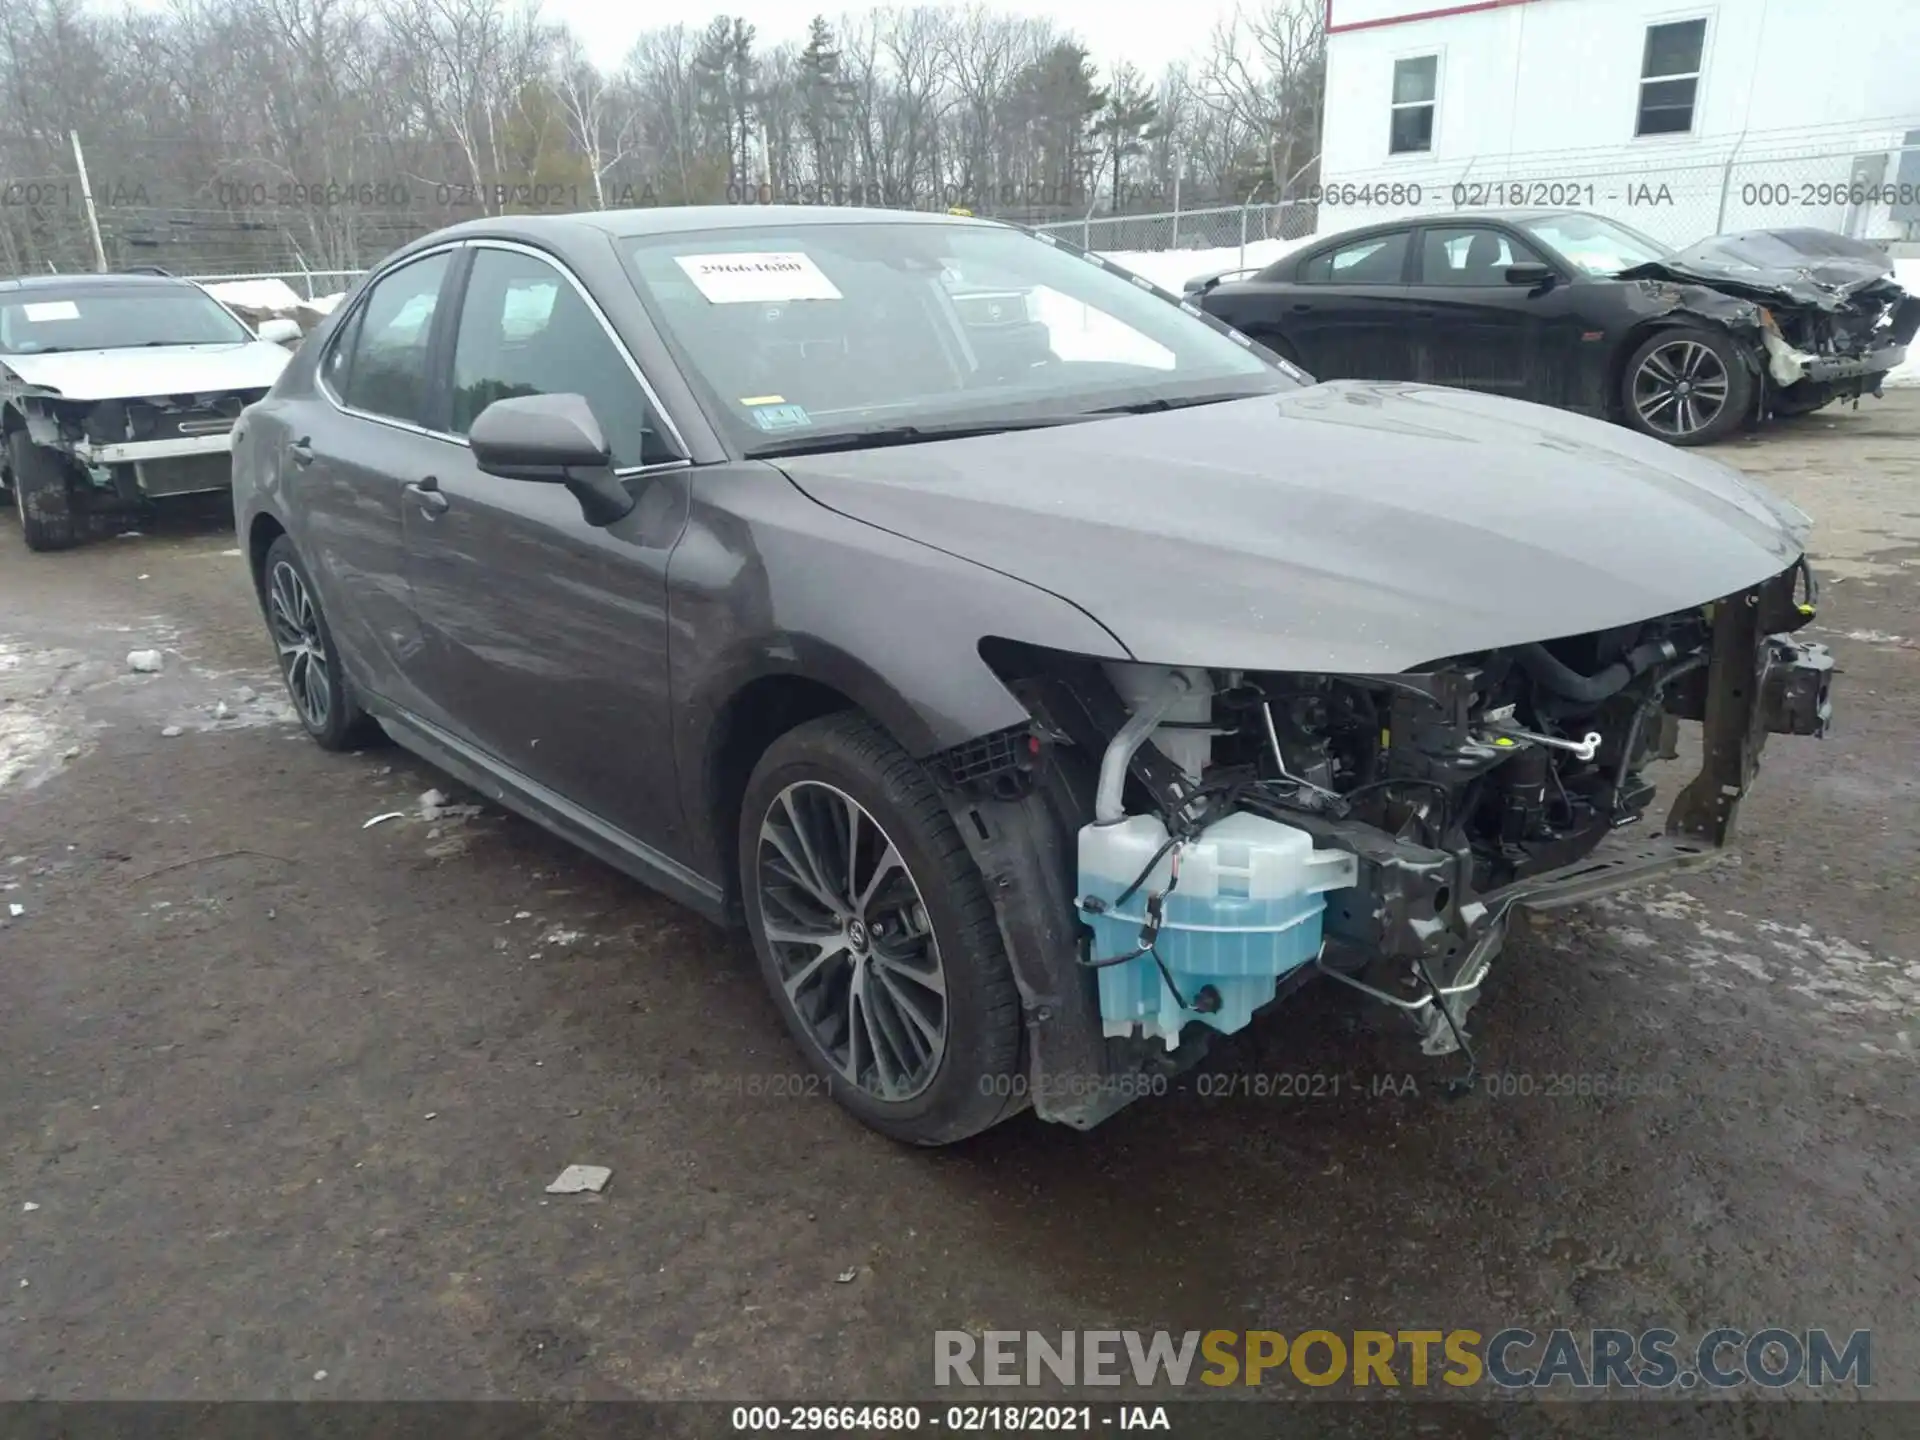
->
[232, 206, 1833, 1143]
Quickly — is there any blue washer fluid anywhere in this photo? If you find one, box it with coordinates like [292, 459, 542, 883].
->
[1076, 811, 1359, 1050]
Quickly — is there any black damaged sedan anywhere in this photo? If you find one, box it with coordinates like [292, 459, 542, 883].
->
[233, 206, 1834, 1144]
[1191, 209, 1920, 446]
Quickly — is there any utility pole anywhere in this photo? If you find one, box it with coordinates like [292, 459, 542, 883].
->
[1171, 147, 1183, 250]
[69, 130, 108, 273]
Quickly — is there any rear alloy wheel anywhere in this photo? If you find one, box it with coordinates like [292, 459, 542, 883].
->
[7, 430, 81, 551]
[739, 714, 1023, 1144]
[1622, 327, 1752, 446]
[261, 534, 382, 751]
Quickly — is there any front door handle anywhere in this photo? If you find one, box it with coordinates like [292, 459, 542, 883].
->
[405, 476, 449, 517]
[1288, 303, 1313, 314]
[288, 437, 314, 466]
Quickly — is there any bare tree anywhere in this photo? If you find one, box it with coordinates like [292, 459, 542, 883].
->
[1199, 0, 1324, 195]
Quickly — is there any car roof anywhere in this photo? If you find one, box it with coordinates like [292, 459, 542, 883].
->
[414, 204, 1006, 249]
[1299, 208, 1593, 247]
[0, 272, 196, 293]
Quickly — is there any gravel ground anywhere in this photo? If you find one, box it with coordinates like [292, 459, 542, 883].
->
[0, 397, 1915, 1404]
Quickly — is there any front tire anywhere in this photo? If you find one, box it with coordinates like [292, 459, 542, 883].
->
[1621, 327, 1752, 446]
[8, 431, 81, 552]
[739, 713, 1024, 1145]
[260, 534, 382, 751]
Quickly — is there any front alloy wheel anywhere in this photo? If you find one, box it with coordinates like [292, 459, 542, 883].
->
[756, 780, 949, 1101]
[1623, 328, 1750, 446]
[738, 713, 1024, 1144]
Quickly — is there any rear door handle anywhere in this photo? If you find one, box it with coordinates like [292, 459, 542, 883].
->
[288, 437, 314, 466]
[1288, 303, 1313, 314]
[405, 476, 449, 516]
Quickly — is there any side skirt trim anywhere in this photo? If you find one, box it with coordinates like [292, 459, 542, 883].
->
[365, 699, 728, 922]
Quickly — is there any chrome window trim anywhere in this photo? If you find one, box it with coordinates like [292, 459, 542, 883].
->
[456, 237, 692, 461]
[316, 242, 466, 441]
[315, 242, 696, 478]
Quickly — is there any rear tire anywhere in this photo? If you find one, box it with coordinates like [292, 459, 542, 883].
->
[1620, 326, 1752, 446]
[739, 713, 1024, 1145]
[260, 534, 383, 751]
[8, 431, 81, 552]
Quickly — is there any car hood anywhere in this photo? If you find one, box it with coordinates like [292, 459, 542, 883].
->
[0, 342, 291, 401]
[771, 382, 1811, 674]
[1617, 228, 1899, 310]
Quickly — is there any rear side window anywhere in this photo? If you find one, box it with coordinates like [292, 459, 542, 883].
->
[449, 247, 676, 468]
[1296, 232, 1410, 284]
[334, 252, 452, 425]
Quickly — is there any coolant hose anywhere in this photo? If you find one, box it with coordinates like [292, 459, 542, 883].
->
[1516, 639, 1677, 705]
[1094, 670, 1193, 825]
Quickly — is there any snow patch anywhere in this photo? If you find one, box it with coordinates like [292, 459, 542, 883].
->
[201, 278, 305, 313]
[1600, 887, 1918, 1040]
[0, 639, 82, 790]
[1095, 236, 1314, 298]
[1886, 258, 1920, 388]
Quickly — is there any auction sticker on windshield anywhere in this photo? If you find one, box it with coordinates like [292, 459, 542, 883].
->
[22, 301, 80, 322]
[675, 252, 843, 304]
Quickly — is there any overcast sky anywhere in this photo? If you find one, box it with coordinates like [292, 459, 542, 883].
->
[543, 0, 1221, 78]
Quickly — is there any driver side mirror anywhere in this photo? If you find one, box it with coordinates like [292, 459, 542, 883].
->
[256, 316, 302, 345]
[1505, 262, 1555, 289]
[469, 392, 634, 527]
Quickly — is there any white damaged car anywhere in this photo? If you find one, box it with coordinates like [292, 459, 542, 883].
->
[1, 273, 298, 551]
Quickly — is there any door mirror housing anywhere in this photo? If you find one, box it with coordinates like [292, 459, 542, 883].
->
[1505, 262, 1556, 289]
[256, 316, 302, 345]
[469, 392, 634, 526]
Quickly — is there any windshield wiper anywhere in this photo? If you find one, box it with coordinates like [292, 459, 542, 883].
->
[1085, 390, 1267, 416]
[745, 414, 1090, 459]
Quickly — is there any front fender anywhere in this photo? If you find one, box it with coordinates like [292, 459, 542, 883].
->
[667, 461, 1132, 885]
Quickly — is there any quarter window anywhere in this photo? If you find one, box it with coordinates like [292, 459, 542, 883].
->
[1390, 56, 1438, 155]
[1296, 232, 1411, 285]
[1637, 19, 1706, 136]
[450, 248, 675, 468]
[336, 252, 451, 425]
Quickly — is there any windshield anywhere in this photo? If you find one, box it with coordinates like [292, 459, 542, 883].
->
[620, 221, 1292, 454]
[0, 286, 253, 354]
[1516, 214, 1670, 276]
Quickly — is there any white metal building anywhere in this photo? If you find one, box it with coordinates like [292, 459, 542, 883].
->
[1317, 0, 1920, 244]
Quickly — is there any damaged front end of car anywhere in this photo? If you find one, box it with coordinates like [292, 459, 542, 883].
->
[8, 386, 267, 506]
[934, 559, 1833, 1129]
[1621, 229, 1920, 419]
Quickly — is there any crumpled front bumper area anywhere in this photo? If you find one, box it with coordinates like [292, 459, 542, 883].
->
[1316, 564, 1832, 1060]
[942, 560, 1833, 1128]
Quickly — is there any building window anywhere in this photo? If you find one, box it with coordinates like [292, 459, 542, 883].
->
[1637, 19, 1706, 136]
[1390, 56, 1438, 154]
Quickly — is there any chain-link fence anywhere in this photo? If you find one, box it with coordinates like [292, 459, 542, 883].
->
[1030, 200, 1319, 257]
[1297, 127, 1920, 251]
[9, 125, 1913, 289]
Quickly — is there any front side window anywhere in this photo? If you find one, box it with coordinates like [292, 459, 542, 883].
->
[450, 247, 676, 468]
[620, 222, 1288, 455]
[336, 252, 451, 425]
[1418, 226, 1542, 284]
[1637, 19, 1705, 136]
[0, 286, 251, 354]
[1297, 232, 1411, 285]
[1390, 56, 1438, 155]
